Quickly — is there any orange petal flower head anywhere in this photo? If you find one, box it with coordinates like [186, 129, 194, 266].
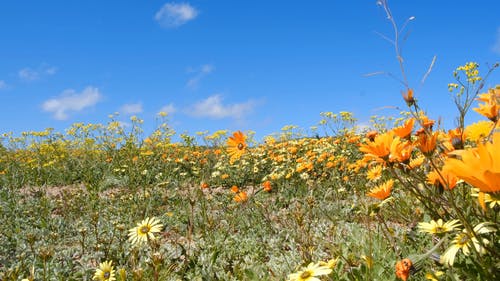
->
[402, 89, 415, 106]
[426, 169, 460, 190]
[359, 131, 396, 162]
[476, 86, 500, 103]
[393, 118, 415, 139]
[465, 120, 496, 143]
[443, 132, 500, 193]
[389, 138, 413, 163]
[417, 132, 438, 155]
[234, 191, 248, 203]
[415, 127, 425, 136]
[448, 128, 466, 150]
[395, 258, 413, 281]
[408, 155, 425, 169]
[227, 131, 247, 163]
[473, 102, 499, 122]
[474, 87, 500, 122]
[420, 115, 435, 131]
[366, 130, 378, 142]
[367, 179, 394, 200]
[366, 165, 383, 181]
[262, 181, 272, 192]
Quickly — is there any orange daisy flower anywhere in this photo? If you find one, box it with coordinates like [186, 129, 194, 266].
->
[392, 118, 415, 139]
[233, 191, 248, 203]
[474, 88, 499, 122]
[227, 131, 247, 163]
[366, 165, 383, 181]
[426, 169, 460, 190]
[367, 179, 394, 200]
[402, 88, 415, 106]
[262, 181, 272, 192]
[230, 185, 239, 193]
[408, 155, 425, 169]
[365, 130, 378, 141]
[347, 135, 361, 143]
[447, 128, 466, 150]
[473, 102, 499, 122]
[417, 132, 438, 155]
[395, 258, 412, 281]
[359, 131, 396, 162]
[476, 87, 500, 102]
[389, 138, 413, 163]
[416, 114, 435, 131]
[443, 132, 500, 194]
[465, 120, 496, 143]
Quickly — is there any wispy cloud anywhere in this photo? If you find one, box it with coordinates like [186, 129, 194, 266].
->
[493, 27, 500, 55]
[45, 66, 57, 75]
[186, 64, 214, 89]
[159, 103, 177, 115]
[120, 103, 143, 115]
[19, 68, 40, 81]
[154, 2, 198, 28]
[186, 94, 256, 119]
[0, 80, 7, 90]
[19, 64, 57, 81]
[42, 86, 102, 120]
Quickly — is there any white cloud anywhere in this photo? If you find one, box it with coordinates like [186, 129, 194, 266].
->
[120, 103, 143, 115]
[19, 64, 57, 81]
[186, 64, 214, 89]
[159, 103, 177, 115]
[154, 2, 198, 28]
[0, 80, 7, 90]
[42, 86, 102, 120]
[45, 66, 57, 75]
[186, 94, 256, 119]
[19, 68, 40, 81]
[493, 27, 500, 55]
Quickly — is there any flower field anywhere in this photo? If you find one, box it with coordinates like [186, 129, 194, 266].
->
[1, 75, 499, 280]
[1, 3, 500, 281]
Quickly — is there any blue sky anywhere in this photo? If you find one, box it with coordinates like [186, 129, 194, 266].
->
[1, 0, 499, 141]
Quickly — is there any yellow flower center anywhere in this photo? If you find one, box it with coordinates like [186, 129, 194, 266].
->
[300, 270, 312, 279]
[140, 225, 150, 234]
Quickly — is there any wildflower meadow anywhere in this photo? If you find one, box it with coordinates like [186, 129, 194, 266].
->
[1, 2, 499, 281]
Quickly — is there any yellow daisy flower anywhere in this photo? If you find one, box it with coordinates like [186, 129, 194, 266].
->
[440, 222, 494, 266]
[366, 165, 383, 181]
[417, 219, 461, 235]
[425, 271, 444, 281]
[471, 188, 500, 208]
[128, 217, 163, 245]
[367, 179, 394, 200]
[93, 260, 116, 281]
[408, 155, 425, 169]
[464, 120, 495, 143]
[288, 262, 332, 281]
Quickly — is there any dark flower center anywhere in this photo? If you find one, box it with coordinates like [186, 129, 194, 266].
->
[435, 226, 445, 233]
[140, 226, 150, 234]
[237, 143, 244, 150]
[300, 271, 312, 278]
